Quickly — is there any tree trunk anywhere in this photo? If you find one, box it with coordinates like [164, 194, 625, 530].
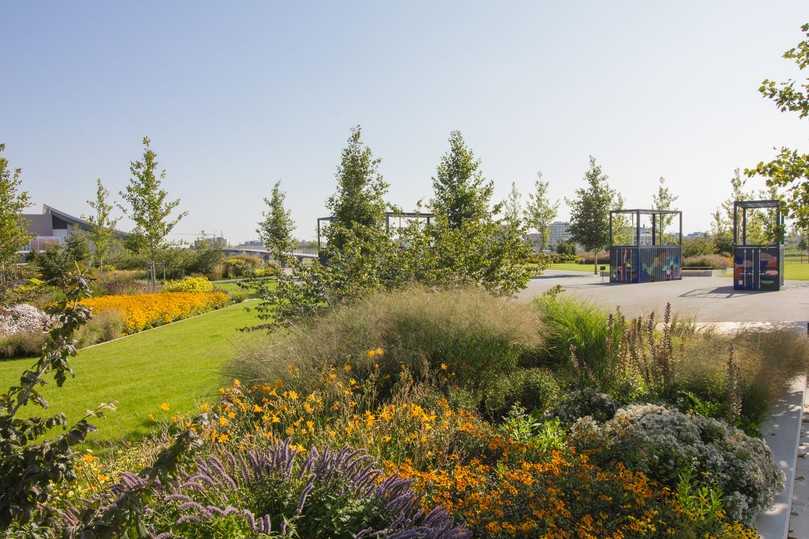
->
[593, 249, 598, 275]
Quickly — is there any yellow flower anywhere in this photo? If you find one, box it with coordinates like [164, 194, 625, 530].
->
[199, 402, 210, 413]
[343, 362, 353, 373]
[81, 453, 97, 464]
[285, 390, 299, 401]
[440, 363, 448, 370]
[159, 402, 170, 412]
[219, 416, 230, 427]
[253, 404, 263, 413]
[303, 402, 314, 414]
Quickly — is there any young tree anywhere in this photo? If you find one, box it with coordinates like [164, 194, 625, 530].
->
[652, 176, 679, 242]
[257, 181, 295, 264]
[119, 137, 187, 286]
[503, 181, 522, 228]
[325, 126, 389, 253]
[0, 144, 31, 289]
[431, 131, 494, 228]
[746, 22, 809, 232]
[524, 172, 559, 251]
[567, 156, 619, 275]
[428, 132, 533, 294]
[652, 176, 678, 211]
[85, 178, 119, 268]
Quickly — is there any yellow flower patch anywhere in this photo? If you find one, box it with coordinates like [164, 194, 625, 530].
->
[82, 291, 229, 332]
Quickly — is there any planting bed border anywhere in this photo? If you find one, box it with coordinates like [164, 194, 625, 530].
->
[757, 375, 807, 539]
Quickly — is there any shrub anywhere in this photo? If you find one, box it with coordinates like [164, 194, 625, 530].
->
[548, 387, 618, 425]
[0, 304, 53, 335]
[683, 254, 731, 269]
[65, 441, 469, 538]
[482, 368, 560, 421]
[0, 331, 46, 359]
[75, 310, 126, 347]
[163, 276, 214, 293]
[81, 291, 229, 332]
[569, 404, 782, 525]
[230, 286, 543, 400]
[93, 269, 150, 296]
[220, 255, 264, 279]
[576, 252, 609, 265]
[682, 235, 716, 258]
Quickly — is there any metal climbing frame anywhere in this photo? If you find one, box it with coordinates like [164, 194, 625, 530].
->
[609, 209, 682, 283]
[732, 200, 785, 291]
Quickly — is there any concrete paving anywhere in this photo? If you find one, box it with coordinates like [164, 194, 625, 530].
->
[787, 378, 809, 539]
[758, 376, 806, 539]
[519, 270, 809, 323]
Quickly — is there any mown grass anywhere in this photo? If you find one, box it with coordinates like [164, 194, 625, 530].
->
[212, 278, 276, 299]
[548, 263, 609, 273]
[0, 302, 261, 447]
[785, 261, 809, 280]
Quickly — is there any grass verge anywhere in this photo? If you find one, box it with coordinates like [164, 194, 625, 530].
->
[0, 301, 260, 447]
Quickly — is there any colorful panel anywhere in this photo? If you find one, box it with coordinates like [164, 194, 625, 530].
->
[733, 246, 782, 291]
[610, 246, 681, 283]
[638, 246, 681, 282]
[610, 246, 636, 283]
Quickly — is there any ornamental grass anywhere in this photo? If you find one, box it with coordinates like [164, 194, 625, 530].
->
[81, 291, 229, 333]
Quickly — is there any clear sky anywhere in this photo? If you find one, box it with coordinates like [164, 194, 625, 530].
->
[3, 1, 807, 242]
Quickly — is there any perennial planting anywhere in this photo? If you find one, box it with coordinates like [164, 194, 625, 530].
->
[81, 290, 229, 332]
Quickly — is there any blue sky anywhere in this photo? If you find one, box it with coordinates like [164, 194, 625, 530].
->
[3, 1, 807, 241]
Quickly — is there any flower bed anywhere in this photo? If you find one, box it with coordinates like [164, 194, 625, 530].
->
[81, 291, 229, 333]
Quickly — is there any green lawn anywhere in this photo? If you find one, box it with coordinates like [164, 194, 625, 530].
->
[785, 261, 809, 280]
[0, 302, 261, 447]
[213, 278, 275, 299]
[548, 262, 609, 273]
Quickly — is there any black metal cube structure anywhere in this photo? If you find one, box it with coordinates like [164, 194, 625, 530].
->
[609, 209, 682, 283]
[732, 200, 784, 291]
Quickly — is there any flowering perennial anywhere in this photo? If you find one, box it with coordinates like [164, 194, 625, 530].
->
[81, 291, 229, 332]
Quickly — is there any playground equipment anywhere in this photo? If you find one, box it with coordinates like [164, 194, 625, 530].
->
[609, 209, 682, 283]
[732, 200, 784, 291]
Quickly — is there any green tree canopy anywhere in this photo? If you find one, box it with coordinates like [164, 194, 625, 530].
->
[119, 137, 187, 285]
[85, 178, 120, 268]
[567, 156, 619, 272]
[0, 144, 31, 289]
[746, 22, 809, 233]
[431, 131, 494, 228]
[325, 126, 388, 253]
[524, 172, 559, 251]
[258, 181, 295, 263]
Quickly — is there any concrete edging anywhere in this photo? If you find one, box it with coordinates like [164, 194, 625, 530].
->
[757, 375, 807, 539]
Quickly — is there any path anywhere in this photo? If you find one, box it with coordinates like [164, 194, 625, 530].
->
[520, 270, 809, 323]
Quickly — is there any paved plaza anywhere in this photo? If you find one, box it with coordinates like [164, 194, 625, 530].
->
[519, 270, 809, 324]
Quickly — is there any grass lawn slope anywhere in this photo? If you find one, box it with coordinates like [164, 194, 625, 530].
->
[0, 301, 260, 447]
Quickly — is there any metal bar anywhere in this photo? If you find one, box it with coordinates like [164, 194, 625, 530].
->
[742, 208, 747, 246]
